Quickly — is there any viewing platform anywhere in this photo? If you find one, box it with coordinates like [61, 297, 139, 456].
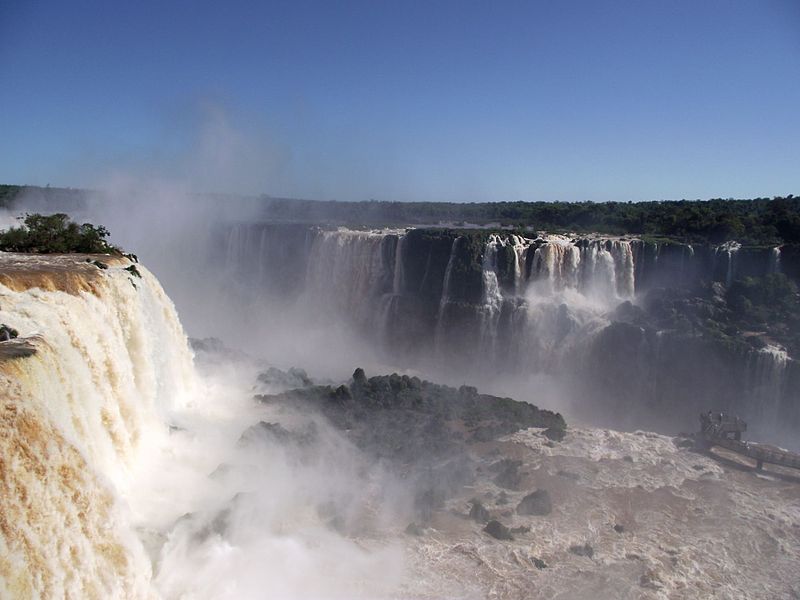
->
[698, 412, 800, 472]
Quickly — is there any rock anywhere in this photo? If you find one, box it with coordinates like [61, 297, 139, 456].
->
[613, 524, 625, 533]
[352, 367, 367, 385]
[0, 324, 19, 341]
[468, 499, 490, 523]
[483, 520, 514, 541]
[497, 491, 510, 505]
[569, 543, 594, 558]
[124, 264, 142, 278]
[516, 489, 552, 516]
[86, 259, 108, 270]
[257, 366, 313, 390]
[491, 459, 523, 490]
[532, 557, 547, 570]
[238, 421, 293, 445]
[237, 421, 316, 447]
[543, 426, 565, 442]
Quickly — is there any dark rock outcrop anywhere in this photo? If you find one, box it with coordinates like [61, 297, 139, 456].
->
[569, 543, 594, 558]
[483, 520, 514, 541]
[516, 489, 552, 516]
[468, 499, 490, 524]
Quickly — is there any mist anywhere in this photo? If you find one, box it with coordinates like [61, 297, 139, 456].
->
[2, 106, 799, 599]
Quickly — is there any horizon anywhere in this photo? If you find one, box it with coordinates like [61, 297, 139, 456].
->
[1, 182, 796, 206]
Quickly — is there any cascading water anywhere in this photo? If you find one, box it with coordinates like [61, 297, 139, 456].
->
[0, 256, 195, 599]
[717, 240, 742, 286]
[770, 246, 782, 274]
[434, 236, 460, 352]
[744, 345, 790, 435]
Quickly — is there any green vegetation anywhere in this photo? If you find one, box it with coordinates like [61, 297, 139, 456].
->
[727, 274, 800, 350]
[643, 273, 800, 355]
[3, 184, 798, 245]
[0, 213, 119, 254]
[260, 195, 800, 245]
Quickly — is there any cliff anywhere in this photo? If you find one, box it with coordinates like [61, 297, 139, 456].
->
[219, 223, 799, 441]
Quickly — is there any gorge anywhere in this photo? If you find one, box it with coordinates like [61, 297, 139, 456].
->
[1, 194, 799, 599]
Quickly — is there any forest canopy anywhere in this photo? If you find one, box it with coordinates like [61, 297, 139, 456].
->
[2, 184, 798, 245]
[0, 212, 118, 254]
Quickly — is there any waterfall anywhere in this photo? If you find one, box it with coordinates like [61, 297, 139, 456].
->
[717, 241, 742, 286]
[434, 237, 460, 352]
[379, 233, 406, 339]
[745, 345, 789, 434]
[479, 235, 504, 353]
[770, 246, 782, 274]
[304, 228, 391, 327]
[0, 256, 195, 599]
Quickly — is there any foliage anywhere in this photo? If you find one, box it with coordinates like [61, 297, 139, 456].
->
[728, 273, 800, 327]
[3, 184, 799, 245]
[0, 213, 119, 254]
[259, 195, 800, 245]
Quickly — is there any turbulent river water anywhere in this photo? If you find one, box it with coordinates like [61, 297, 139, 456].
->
[1, 251, 799, 599]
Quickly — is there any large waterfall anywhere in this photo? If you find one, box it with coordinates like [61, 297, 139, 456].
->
[0, 256, 195, 599]
[217, 224, 798, 439]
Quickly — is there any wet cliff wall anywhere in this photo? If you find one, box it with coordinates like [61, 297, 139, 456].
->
[217, 223, 799, 441]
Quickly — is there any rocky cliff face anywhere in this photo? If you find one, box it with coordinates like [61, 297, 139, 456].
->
[219, 223, 799, 442]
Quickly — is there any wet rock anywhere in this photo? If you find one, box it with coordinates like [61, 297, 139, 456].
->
[86, 259, 108, 270]
[237, 421, 316, 447]
[569, 543, 594, 558]
[483, 520, 514, 541]
[257, 366, 313, 390]
[516, 489, 552, 516]
[613, 524, 625, 533]
[125, 264, 142, 278]
[352, 367, 367, 385]
[491, 459, 523, 490]
[468, 499, 490, 523]
[532, 557, 547, 570]
[543, 426, 565, 442]
[0, 324, 19, 341]
[238, 421, 293, 445]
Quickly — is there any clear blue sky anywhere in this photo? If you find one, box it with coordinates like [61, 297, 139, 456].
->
[1, 0, 799, 202]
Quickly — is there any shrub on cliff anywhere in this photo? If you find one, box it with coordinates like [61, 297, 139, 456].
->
[0, 213, 119, 254]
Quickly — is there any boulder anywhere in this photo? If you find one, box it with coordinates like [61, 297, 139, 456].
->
[516, 489, 552, 516]
[491, 459, 523, 490]
[483, 520, 514, 541]
[468, 499, 490, 523]
[569, 543, 594, 558]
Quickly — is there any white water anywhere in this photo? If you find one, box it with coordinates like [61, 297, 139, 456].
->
[0, 257, 194, 599]
[0, 256, 402, 599]
[2, 253, 799, 599]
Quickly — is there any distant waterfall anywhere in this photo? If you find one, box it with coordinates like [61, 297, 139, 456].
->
[717, 241, 742, 286]
[745, 345, 789, 433]
[434, 237, 461, 351]
[770, 246, 782, 274]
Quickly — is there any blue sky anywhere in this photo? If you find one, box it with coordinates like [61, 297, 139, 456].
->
[1, 0, 799, 202]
